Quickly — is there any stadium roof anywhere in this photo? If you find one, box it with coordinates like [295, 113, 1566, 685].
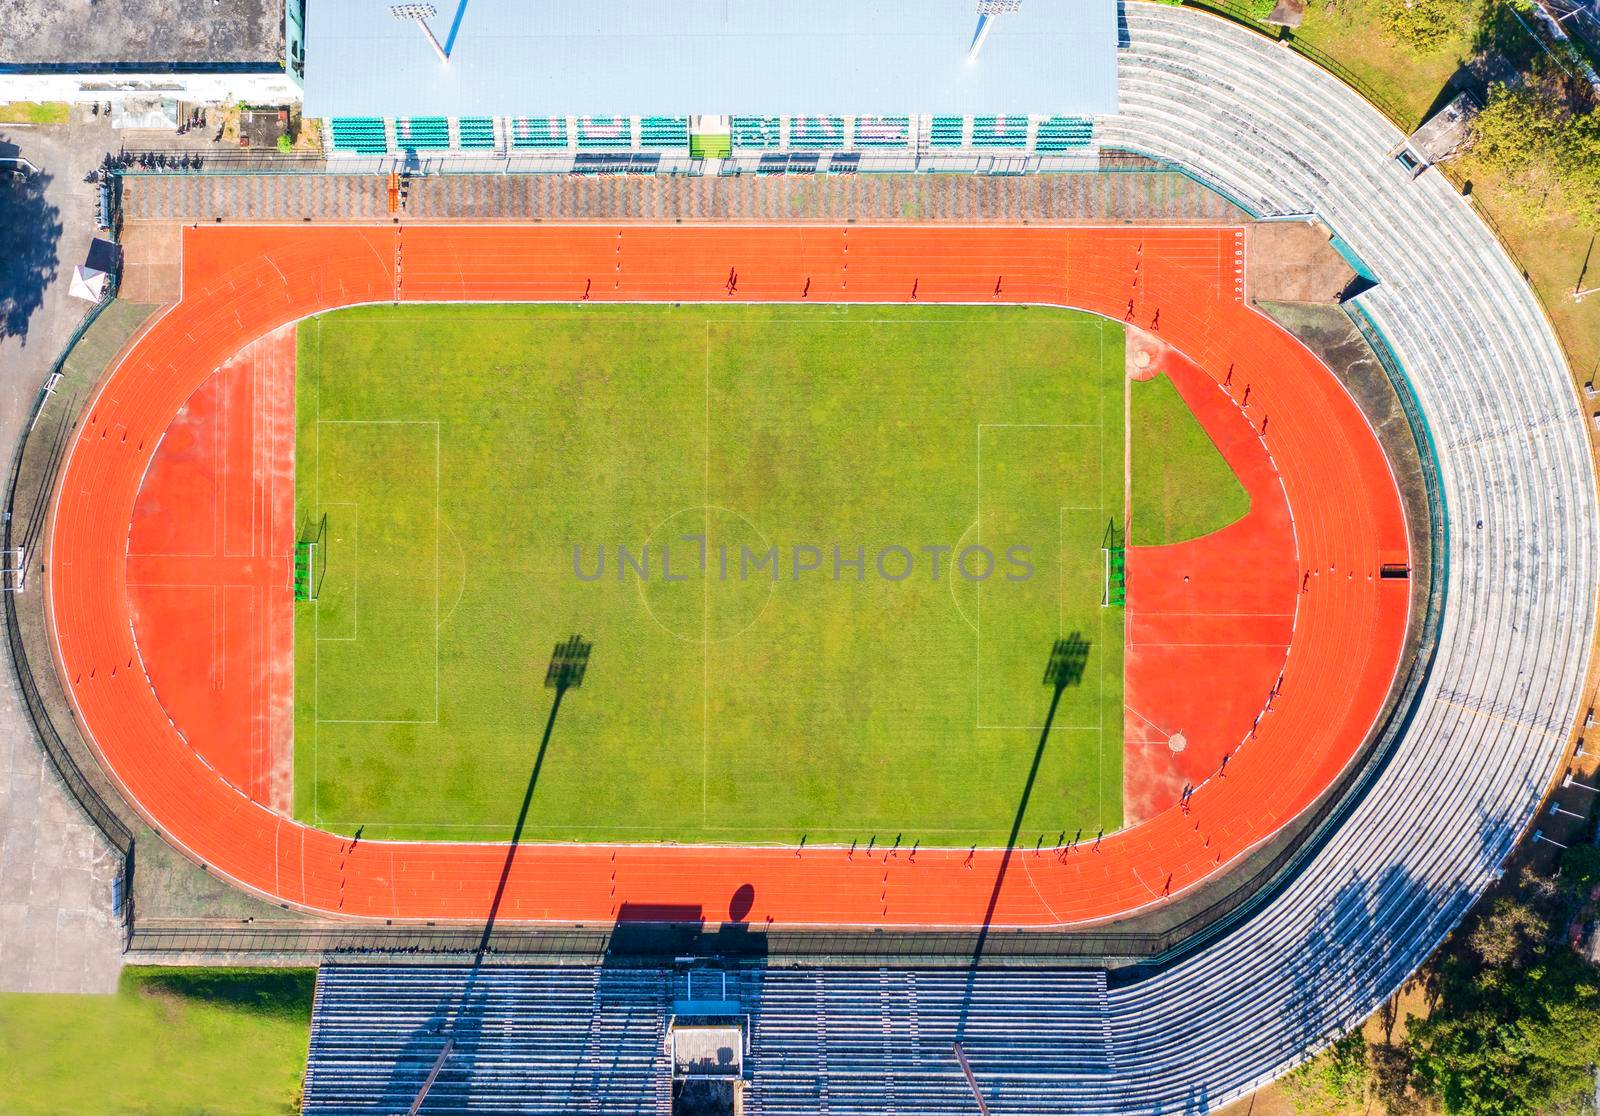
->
[302, 0, 1120, 118]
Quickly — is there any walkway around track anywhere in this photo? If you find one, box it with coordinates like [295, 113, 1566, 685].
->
[47, 223, 1408, 931]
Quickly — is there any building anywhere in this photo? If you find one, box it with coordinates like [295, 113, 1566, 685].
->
[0, 0, 303, 109]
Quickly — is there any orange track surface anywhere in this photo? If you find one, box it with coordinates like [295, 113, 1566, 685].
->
[49, 225, 1408, 928]
[1121, 337, 1299, 824]
[127, 325, 295, 812]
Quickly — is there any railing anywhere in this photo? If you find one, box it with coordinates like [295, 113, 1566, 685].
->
[4, 306, 136, 860]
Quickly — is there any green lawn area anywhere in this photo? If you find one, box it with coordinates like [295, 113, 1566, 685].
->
[0, 968, 313, 1115]
[294, 303, 1127, 846]
[0, 101, 70, 125]
[1129, 373, 1251, 546]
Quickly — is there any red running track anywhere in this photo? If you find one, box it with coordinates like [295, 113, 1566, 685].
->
[48, 225, 1408, 928]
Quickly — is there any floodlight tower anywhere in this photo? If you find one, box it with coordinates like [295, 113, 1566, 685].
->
[968, 0, 1022, 62]
[391, 3, 449, 64]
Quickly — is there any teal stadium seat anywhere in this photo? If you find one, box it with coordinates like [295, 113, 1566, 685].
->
[639, 116, 689, 148]
[394, 117, 450, 151]
[731, 116, 781, 149]
[576, 116, 633, 148]
[971, 115, 1029, 148]
[509, 117, 568, 149]
[788, 116, 845, 150]
[456, 117, 496, 150]
[929, 116, 966, 148]
[1035, 116, 1095, 151]
[852, 116, 910, 148]
[329, 118, 388, 154]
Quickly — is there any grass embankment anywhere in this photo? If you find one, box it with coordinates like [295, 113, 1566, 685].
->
[0, 968, 314, 1115]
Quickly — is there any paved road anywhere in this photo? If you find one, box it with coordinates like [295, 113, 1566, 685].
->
[0, 113, 125, 993]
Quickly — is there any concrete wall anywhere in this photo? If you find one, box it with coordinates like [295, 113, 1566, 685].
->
[0, 72, 301, 106]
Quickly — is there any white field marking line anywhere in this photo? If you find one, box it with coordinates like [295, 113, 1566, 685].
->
[310, 423, 440, 727]
[312, 317, 320, 825]
[312, 501, 359, 641]
[703, 322, 711, 825]
[973, 423, 1093, 733]
[1104, 320, 1115, 830]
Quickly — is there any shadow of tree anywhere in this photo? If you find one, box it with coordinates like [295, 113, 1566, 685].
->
[0, 148, 62, 346]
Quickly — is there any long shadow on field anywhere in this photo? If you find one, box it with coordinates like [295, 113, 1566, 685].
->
[476, 634, 592, 958]
[955, 633, 1090, 1044]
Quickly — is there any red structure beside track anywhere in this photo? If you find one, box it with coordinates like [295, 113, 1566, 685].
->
[48, 225, 1408, 928]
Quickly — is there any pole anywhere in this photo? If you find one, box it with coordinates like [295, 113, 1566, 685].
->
[408, 1037, 455, 1115]
[952, 1043, 992, 1116]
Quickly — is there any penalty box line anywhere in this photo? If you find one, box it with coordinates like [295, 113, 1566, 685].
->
[312, 419, 441, 729]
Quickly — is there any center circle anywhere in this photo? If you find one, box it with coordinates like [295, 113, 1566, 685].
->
[638, 505, 775, 643]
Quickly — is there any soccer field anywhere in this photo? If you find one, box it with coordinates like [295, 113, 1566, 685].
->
[294, 304, 1127, 845]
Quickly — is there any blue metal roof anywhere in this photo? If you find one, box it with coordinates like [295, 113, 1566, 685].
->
[303, 0, 1119, 118]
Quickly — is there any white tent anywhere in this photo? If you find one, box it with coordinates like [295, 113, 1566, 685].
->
[69, 265, 107, 303]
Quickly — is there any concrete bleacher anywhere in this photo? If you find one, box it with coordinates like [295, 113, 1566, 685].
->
[1081, 5, 1597, 1109]
[301, 965, 674, 1114]
[301, 965, 1113, 1115]
[737, 968, 1112, 1115]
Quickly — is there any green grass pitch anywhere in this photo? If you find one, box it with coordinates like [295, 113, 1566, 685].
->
[294, 303, 1131, 846]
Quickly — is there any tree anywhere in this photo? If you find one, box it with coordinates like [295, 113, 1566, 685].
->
[1375, 0, 1481, 53]
[1468, 77, 1600, 233]
[1407, 898, 1600, 1114]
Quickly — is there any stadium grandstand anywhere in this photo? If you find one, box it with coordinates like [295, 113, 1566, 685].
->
[302, 0, 1115, 167]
